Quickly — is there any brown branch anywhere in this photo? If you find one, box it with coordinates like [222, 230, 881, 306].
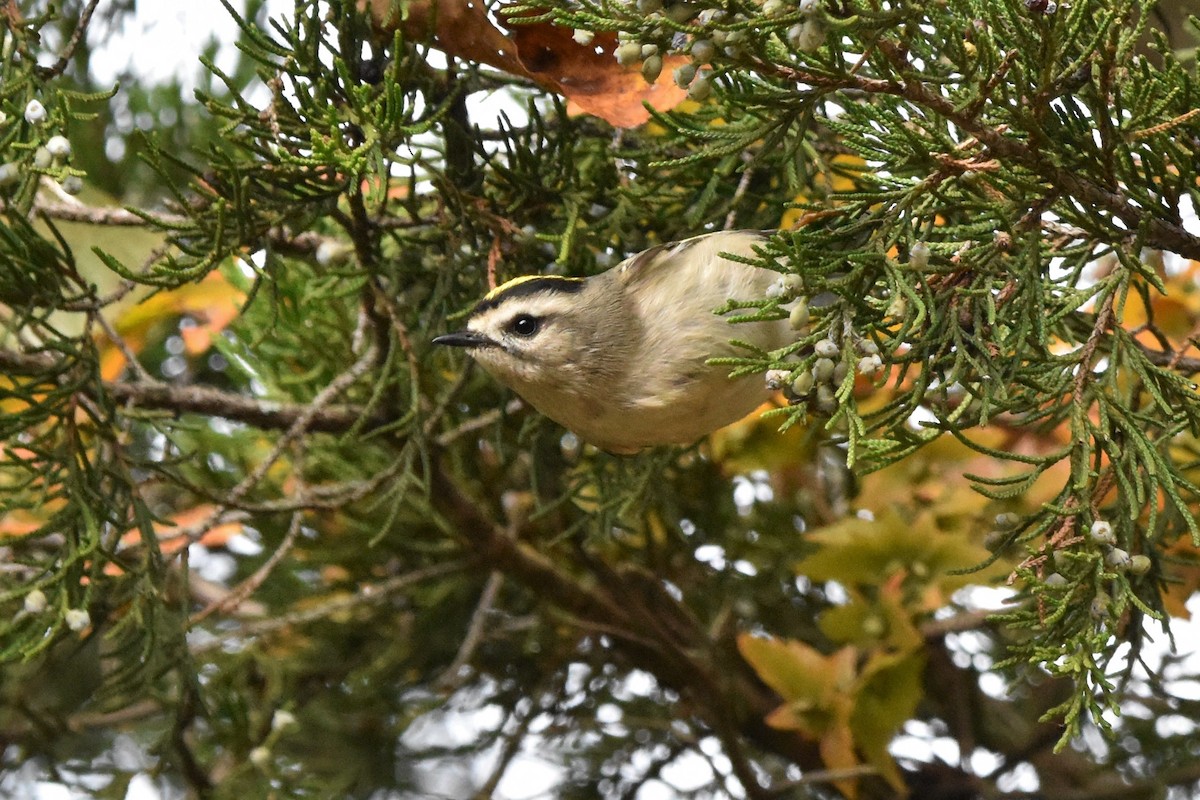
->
[35, 0, 100, 80]
[108, 380, 386, 433]
[0, 346, 390, 433]
[33, 201, 186, 227]
[93, 309, 155, 383]
[1074, 290, 1117, 405]
[189, 560, 472, 653]
[0, 346, 535, 458]
[0, 348, 58, 374]
[920, 608, 994, 639]
[0, 698, 165, 741]
[766, 765, 880, 795]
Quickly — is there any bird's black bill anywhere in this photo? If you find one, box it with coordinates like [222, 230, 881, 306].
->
[432, 330, 495, 349]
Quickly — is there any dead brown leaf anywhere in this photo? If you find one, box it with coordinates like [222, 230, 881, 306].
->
[359, 0, 689, 128]
[506, 22, 690, 128]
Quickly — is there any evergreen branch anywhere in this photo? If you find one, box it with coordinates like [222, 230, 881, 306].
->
[0, 348, 544, 443]
[754, 46, 1200, 260]
[109, 380, 381, 434]
[0, 347, 386, 432]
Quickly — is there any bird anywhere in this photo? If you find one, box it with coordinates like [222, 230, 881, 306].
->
[433, 230, 794, 454]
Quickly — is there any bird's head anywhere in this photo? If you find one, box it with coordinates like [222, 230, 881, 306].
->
[434, 275, 626, 398]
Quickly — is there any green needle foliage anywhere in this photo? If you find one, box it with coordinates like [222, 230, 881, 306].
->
[530, 0, 1200, 744]
[4, 0, 1200, 797]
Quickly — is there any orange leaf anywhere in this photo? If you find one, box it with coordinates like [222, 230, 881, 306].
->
[115, 504, 246, 555]
[819, 720, 863, 800]
[361, 0, 689, 128]
[364, 0, 527, 77]
[1163, 538, 1200, 618]
[507, 23, 690, 128]
[0, 509, 42, 536]
[99, 271, 244, 376]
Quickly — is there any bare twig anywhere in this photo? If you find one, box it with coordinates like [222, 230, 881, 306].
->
[92, 310, 156, 384]
[919, 608, 996, 639]
[723, 154, 755, 231]
[35, 0, 101, 80]
[474, 699, 537, 800]
[0, 346, 392, 432]
[765, 765, 880, 795]
[30, 199, 329, 256]
[34, 201, 185, 227]
[189, 560, 472, 653]
[214, 460, 409, 513]
[1074, 290, 1117, 404]
[0, 699, 166, 741]
[108, 380, 388, 433]
[189, 509, 306, 625]
[435, 571, 504, 691]
[433, 398, 524, 445]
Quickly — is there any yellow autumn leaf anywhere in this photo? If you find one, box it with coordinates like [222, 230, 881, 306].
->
[795, 508, 1007, 596]
[738, 633, 841, 707]
[851, 647, 927, 792]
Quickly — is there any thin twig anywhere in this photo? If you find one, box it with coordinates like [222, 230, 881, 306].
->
[176, 340, 381, 549]
[189, 509, 306, 625]
[723, 155, 755, 231]
[36, 0, 101, 80]
[92, 310, 157, 383]
[0, 699, 166, 740]
[919, 608, 996, 639]
[211, 460, 408, 513]
[189, 560, 471, 653]
[111, 380, 386, 432]
[473, 699, 537, 800]
[434, 398, 524, 445]
[1074, 290, 1117, 405]
[765, 764, 879, 794]
[435, 571, 504, 691]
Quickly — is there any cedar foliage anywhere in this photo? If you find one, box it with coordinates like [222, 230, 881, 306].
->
[3, 0, 1200, 798]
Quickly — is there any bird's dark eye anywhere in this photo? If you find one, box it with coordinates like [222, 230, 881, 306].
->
[509, 314, 540, 337]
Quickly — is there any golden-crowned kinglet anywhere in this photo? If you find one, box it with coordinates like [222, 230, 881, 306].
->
[433, 230, 793, 453]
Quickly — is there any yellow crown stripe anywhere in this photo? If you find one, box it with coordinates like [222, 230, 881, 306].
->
[485, 274, 585, 302]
